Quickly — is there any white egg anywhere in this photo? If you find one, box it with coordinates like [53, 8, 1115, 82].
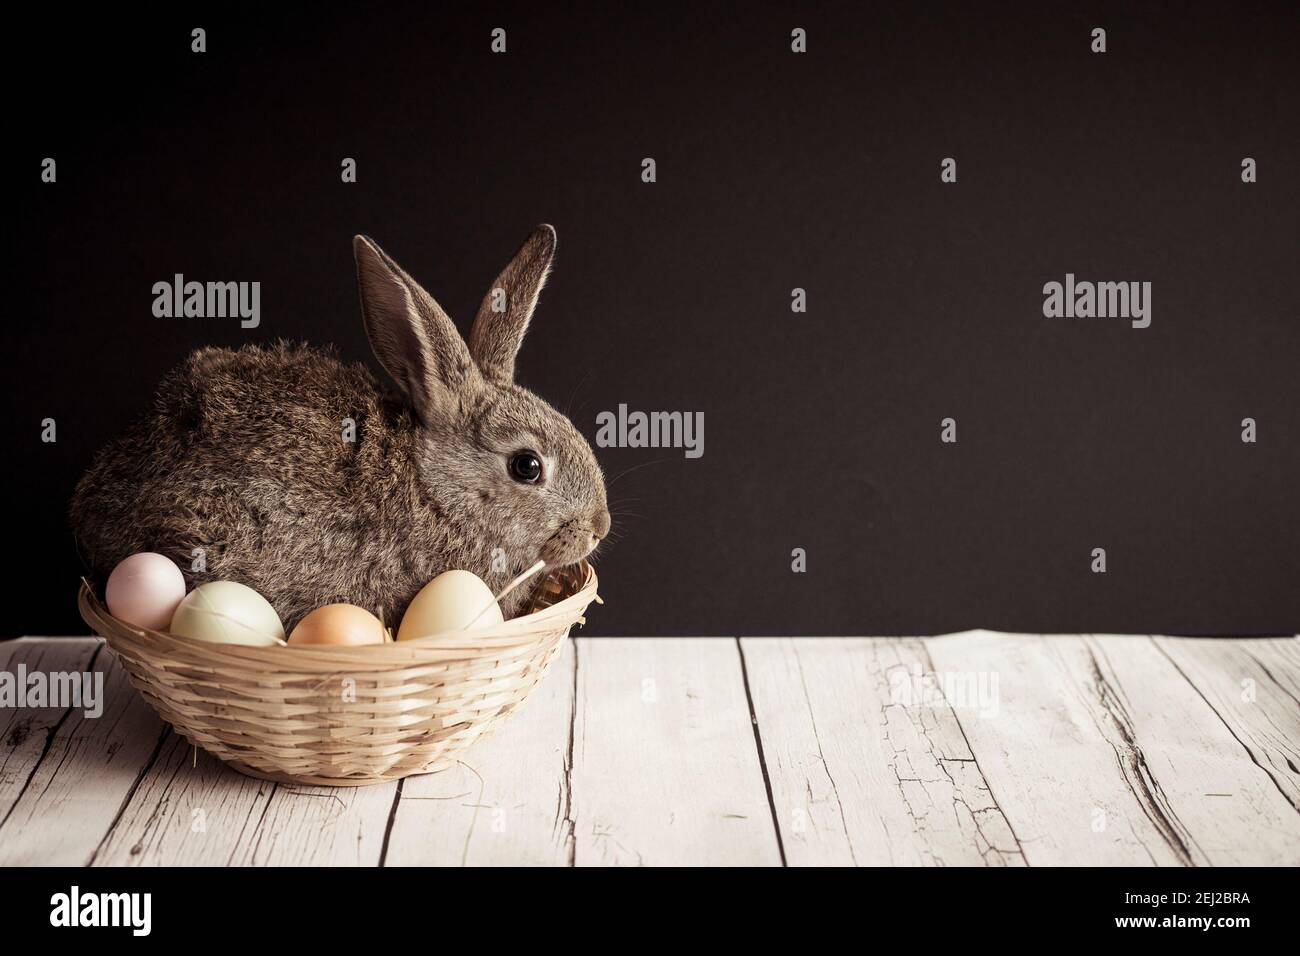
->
[169, 581, 285, 646]
[397, 569, 503, 641]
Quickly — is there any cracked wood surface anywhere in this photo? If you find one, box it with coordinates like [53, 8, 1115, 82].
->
[0, 639, 162, 866]
[1, 633, 1297, 866]
[926, 632, 1300, 866]
[739, 638, 1026, 866]
[1152, 637, 1300, 811]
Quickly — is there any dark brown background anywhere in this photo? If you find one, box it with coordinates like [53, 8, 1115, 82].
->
[8, 1, 1298, 637]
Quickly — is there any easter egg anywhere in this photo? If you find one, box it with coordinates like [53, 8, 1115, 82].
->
[288, 604, 386, 647]
[169, 581, 285, 646]
[105, 552, 187, 630]
[397, 569, 503, 641]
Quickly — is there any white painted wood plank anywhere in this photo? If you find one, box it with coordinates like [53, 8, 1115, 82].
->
[925, 631, 1197, 865]
[928, 632, 1300, 866]
[570, 638, 781, 866]
[92, 734, 278, 866]
[225, 780, 396, 866]
[1152, 637, 1300, 811]
[384, 639, 576, 866]
[1087, 635, 1300, 864]
[1245, 637, 1300, 700]
[2, 640, 101, 826]
[0, 639, 165, 865]
[741, 637, 1025, 866]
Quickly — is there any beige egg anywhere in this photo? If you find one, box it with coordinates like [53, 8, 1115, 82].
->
[169, 581, 285, 646]
[397, 569, 503, 641]
[289, 604, 386, 647]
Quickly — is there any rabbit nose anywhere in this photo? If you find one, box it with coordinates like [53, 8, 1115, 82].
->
[591, 508, 611, 541]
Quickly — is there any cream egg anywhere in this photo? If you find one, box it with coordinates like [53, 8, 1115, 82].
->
[289, 604, 386, 647]
[397, 569, 503, 641]
[169, 581, 285, 646]
[105, 552, 188, 630]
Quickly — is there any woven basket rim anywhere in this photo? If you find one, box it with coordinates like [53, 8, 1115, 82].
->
[78, 561, 598, 671]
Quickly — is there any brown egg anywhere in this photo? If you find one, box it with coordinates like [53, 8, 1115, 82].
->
[288, 604, 386, 647]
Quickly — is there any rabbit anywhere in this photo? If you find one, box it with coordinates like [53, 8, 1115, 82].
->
[70, 225, 611, 630]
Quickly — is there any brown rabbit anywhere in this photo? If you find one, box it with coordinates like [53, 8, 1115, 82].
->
[70, 226, 610, 629]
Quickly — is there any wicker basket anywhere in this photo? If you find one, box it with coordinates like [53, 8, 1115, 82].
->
[78, 562, 598, 786]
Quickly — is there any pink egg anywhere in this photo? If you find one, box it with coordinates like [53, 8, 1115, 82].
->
[106, 553, 187, 630]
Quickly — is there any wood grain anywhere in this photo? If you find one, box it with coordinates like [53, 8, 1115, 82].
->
[0, 638, 164, 865]
[570, 638, 782, 866]
[2, 639, 100, 833]
[224, 779, 397, 866]
[92, 734, 277, 866]
[1152, 637, 1300, 811]
[383, 639, 577, 866]
[926, 631, 1196, 865]
[926, 631, 1300, 866]
[741, 637, 1026, 866]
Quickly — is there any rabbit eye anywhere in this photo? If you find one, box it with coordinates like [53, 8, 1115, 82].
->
[508, 450, 543, 484]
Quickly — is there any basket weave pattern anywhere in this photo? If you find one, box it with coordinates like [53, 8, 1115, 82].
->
[78, 562, 598, 786]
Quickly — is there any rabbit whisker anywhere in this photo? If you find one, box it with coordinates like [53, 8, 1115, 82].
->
[606, 457, 671, 486]
[564, 369, 592, 419]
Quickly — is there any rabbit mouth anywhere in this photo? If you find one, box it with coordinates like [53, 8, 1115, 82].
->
[539, 522, 601, 568]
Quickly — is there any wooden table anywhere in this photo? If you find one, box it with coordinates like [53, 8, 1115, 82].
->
[2, 634, 1297, 866]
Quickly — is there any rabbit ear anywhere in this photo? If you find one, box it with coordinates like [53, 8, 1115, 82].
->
[469, 224, 556, 382]
[354, 236, 479, 422]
